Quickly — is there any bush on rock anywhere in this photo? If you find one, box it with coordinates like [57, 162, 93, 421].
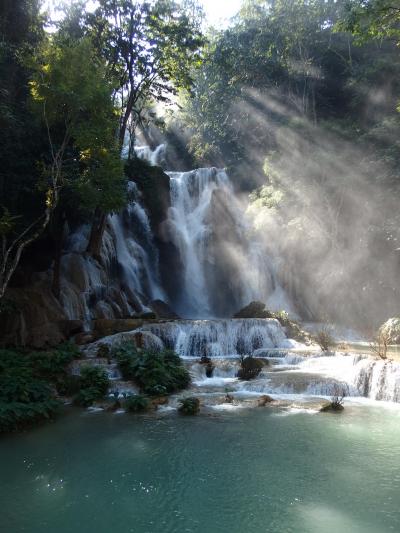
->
[178, 397, 200, 415]
[73, 366, 110, 407]
[237, 356, 263, 380]
[125, 395, 150, 412]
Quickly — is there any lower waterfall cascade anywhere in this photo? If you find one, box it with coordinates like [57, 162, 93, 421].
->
[83, 318, 400, 404]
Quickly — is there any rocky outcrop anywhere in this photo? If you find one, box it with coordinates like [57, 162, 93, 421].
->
[0, 283, 82, 348]
[149, 299, 180, 319]
[234, 301, 274, 319]
[233, 301, 311, 344]
[92, 318, 158, 338]
[125, 158, 171, 238]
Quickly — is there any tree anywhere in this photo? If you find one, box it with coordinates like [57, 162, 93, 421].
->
[0, 0, 47, 299]
[337, 0, 400, 45]
[85, 0, 205, 147]
[0, 36, 125, 298]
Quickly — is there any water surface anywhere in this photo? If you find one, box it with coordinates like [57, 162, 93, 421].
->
[1, 405, 400, 533]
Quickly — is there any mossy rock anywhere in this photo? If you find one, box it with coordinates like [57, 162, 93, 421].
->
[320, 401, 344, 412]
[237, 356, 264, 380]
[178, 397, 200, 415]
[234, 301, 273, 319]
[258, 394, 274, 406]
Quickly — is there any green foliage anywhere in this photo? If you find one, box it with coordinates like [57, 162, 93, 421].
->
[73, 365, 109, 407]
[0, 349, 60, 432]
[124, 395, 150, 413]
[248, 185, 284, 210]
[337, 0, 400, 45]
[30, 37, 126, 214]
[113, 342, 190, 396]
[30, 342, 80, 381]
[178, 397, 200, 415]
[85, 0, 205, 143]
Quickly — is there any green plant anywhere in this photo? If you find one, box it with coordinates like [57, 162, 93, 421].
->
[73, 365, 109, 407]
[31, 342, 80, 381]
[178, 397, 200, 415]
[124, 395, 149, 413]
[113, 343, 190, 396]
[0, 349, 60, 432]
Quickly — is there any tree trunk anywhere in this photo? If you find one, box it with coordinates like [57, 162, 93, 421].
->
[118, 94, 135, 149]
[87, 207, 107, 261]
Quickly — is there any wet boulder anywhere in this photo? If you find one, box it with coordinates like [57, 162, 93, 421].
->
[178, 397, 200, 415]
[258, 395, 274, 406]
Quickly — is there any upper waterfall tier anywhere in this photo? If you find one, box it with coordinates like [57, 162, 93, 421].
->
[165, 167, 293, 318]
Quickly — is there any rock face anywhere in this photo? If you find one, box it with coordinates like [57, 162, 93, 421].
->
[125, 158, 171, 238]
[92, 318, 157, 338]
[149, 299, 180, 319]
[0, 284, 71, 347]
[379, 318, 400, 344]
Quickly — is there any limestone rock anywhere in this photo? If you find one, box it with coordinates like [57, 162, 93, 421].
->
[150, 299, 180, 319]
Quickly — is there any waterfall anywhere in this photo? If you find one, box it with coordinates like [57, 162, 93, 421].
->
[59, 182, 165, 323]
[165, 167, 294, 318]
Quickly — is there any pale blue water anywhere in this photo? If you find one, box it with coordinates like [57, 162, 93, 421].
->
[1, 404, 400, 533]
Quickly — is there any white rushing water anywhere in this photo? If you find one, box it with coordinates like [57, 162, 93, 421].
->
[139, 318, 299, 357]
[165, 167, 293, 318]
[84, 318, 400, 403]
[59, 182, 164, 323]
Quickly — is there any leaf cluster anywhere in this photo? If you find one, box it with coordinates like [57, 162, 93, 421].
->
[113, 342, 190, 396]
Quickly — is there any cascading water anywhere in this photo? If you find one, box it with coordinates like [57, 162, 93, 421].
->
[84, 317, 400, 403]
[59, 181, 165, 323]
[165, 167, 294, 318]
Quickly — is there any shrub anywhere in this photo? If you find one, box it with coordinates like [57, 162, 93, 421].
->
[30, 342, 80, 382]
[125, 395, 149, 412]
[73, 366, 109, 407]
[237, 356, 263, 380]
[320, 385, 346, 412]
[0, 350, 60, 432]
[314, 326, 334, 351]
[370, 330, 389, 360]
[113, 343, 190, 396]
[178, 397, 200, 415]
